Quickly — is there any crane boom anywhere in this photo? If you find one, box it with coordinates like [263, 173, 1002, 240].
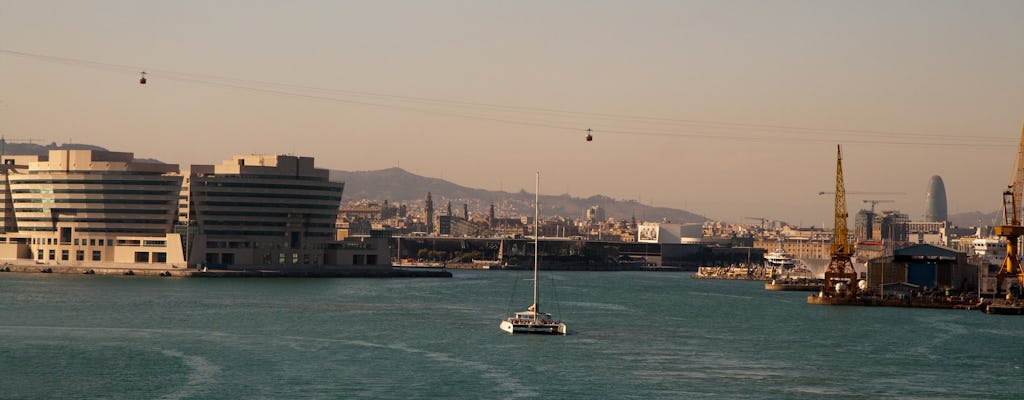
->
[995, 123, 1024, 296]
[1005, 125, 1024, 225]
[832, 146, 852, 257]
[819, 145, 858, 298]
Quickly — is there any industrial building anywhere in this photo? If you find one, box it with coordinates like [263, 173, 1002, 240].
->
[866, 244, 977, 293]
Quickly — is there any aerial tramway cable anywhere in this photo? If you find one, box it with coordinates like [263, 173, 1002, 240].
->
[0, 48, 1011, 149]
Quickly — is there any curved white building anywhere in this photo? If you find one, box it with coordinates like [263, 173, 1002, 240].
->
[0, 150, 389, 270]
[0, 150, 184, 265]
[183, 154, 387, 268]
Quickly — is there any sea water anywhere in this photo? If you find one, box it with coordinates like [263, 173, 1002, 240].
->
[0, 270, 1021, 399]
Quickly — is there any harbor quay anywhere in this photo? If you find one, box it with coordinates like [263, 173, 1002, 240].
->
[392, 235, 765, 271]
[0, 260, 451, 278]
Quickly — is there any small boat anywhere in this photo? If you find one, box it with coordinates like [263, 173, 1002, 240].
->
[500, 173, 567, 335]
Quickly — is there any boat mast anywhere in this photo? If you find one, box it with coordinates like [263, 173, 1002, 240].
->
[533, 171, 540, 319]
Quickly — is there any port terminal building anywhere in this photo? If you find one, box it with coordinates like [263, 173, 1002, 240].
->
[0, 150, 389, 270]
[636, 222, 765, 268]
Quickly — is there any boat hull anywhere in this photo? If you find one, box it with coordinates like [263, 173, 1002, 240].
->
[500, 319, 567, 335]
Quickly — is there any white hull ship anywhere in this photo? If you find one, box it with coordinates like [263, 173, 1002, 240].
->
[500, 173, 567, 335]
[499, 309, 567, 335]
[765, 239, 813, 276]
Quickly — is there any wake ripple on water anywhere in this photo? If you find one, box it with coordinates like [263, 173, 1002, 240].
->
[156, 350, 222, 400]
[282, 336, 540, 399]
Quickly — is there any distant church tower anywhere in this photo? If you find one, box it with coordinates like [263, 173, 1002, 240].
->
[425, 192, 435, 234]
[463, 204, 469, 219]
[924, 175, 948, 222]
[446, 200, 452, 217]
[489, 203, 495, 226]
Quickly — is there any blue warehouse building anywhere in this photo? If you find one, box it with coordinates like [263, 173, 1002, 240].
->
[866, 244, 978, 293]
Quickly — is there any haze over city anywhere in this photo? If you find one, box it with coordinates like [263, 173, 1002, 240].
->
[2, 1, 1023, 226]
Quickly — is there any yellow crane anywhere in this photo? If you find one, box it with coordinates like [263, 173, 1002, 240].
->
[821, 145, 858, 297]
[995, 124, 1024, 297]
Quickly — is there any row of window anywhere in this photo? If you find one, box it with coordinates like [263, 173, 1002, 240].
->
[198, 211, 337, 219]
[16, 218, 171, 224]
[35, 248, 167, 262]
[199, 173, 327, 182]
[13, 198, 174, 205]
[14, 209, 173, 215]
[193, 201, 339, 210]
[205, 241, 330, 249]
[193, 181, 342, 192]
[11, 189, 178, 195]
[11, 178, 180, 185]
[192, 191, 341, 201]
[38, 248, 103, 261]
[33, 237, 114, 246]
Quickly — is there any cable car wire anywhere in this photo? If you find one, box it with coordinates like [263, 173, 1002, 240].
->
[0, 48, 1013, 149]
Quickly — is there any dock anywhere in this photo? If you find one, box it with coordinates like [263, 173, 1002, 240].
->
[807, 293, 984, 311]
[764, 279, 822, 292]
[0, 262, 452, 278]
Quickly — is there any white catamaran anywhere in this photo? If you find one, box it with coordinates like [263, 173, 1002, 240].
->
[499, 172, 567, 335]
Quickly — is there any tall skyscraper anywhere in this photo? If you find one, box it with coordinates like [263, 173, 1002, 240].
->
[924, 175, 948, 222]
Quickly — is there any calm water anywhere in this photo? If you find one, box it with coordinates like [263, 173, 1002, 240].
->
[0, 270, 1021, 399]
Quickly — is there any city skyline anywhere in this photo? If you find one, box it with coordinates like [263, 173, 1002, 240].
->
[2, 1, 1023, 225]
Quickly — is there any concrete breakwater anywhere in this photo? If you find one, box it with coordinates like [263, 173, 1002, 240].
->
[0, 263, 451, 278]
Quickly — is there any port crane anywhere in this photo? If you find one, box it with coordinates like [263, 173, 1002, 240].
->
[820, 145, 858, 297]
[994, 124, 1024, 297]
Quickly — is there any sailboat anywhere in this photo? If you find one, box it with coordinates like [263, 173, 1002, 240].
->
[499, 172, 568, 335]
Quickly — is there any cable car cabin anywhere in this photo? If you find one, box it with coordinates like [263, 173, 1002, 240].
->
[139, 72, 147, 85]
[585, 133, 593, 142]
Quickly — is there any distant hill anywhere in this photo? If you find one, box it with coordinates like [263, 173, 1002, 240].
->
[949, 210, 1000, 228]
[4, 141, 107, 155]
[330, 167, 705, 223]
[3, 141, 162, 163]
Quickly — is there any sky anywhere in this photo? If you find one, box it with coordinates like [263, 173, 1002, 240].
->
[2, 0, 1023, 227]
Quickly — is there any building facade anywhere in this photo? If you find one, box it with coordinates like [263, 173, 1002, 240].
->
[0, 150, 185, 265]
[183, 154, 385, 267]
[0, 151, 389, 269]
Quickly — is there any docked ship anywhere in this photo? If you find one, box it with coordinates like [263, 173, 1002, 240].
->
[764, 242, 797, 270]
[764, 240, 813, 276]
[972, 236, 1006, 267]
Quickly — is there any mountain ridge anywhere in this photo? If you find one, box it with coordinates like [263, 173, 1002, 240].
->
[5, 142, 997, 226]
[329, 167, 705, 223]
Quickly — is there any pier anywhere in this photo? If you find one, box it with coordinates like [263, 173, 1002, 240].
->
[0, 262, 451, 278]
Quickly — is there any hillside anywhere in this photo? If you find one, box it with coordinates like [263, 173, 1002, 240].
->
[3, 141, 161, 163]
[948, 210, 1001, 228]
[330, 167, 705, 223]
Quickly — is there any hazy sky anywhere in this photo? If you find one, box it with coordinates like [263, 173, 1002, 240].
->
[2, 1, 1023, 226]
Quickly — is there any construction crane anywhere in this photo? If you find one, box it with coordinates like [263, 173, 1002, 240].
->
[821, 145, 858, 298]
[862, 199, 894, 213]
[860, 200, 894, 241]
[818, 191, 906, 196]
[745, 216, 768, 230]
[995, 124, 1024, 298]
